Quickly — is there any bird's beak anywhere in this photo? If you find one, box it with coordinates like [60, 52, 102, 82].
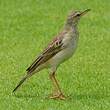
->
[80, 9, 91, 16]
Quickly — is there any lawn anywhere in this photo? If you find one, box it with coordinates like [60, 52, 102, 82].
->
[0, 0, 110, 110]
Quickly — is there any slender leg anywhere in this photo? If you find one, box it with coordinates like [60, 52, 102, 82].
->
[49, 72, 65, 100]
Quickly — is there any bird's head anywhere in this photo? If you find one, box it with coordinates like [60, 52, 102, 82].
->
[66, 9, 91, 27]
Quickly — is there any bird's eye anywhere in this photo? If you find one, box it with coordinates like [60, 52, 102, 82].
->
[77, 14, 80, 16]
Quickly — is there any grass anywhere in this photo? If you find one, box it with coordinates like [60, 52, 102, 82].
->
[0, 0, 110, 109]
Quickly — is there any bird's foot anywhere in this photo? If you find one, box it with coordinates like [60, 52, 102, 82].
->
[49, 93, 66, 100]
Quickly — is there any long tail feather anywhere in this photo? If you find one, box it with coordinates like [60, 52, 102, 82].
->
[13, 74, 29, 92]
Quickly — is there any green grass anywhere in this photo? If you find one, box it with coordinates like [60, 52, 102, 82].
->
[0, 0, 110, 109]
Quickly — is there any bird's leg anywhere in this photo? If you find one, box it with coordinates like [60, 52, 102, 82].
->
[50, 72, 61, 94]
[49, 72, 65, 100]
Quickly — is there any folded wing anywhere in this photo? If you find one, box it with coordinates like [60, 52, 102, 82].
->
[26, 35, 65, 74]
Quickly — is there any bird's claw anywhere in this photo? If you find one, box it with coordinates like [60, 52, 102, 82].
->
[49, 93, 66, 100]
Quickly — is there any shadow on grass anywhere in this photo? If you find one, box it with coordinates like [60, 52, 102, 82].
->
[12, 92, 109, 101]
[67, 93, 109, 101]
[12, 92, 40, 98]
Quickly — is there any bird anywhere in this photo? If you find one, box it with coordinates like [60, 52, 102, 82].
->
[13, 9, 90, 100]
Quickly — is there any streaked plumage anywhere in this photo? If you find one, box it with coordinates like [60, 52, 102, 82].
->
[13, 9, 90, 99]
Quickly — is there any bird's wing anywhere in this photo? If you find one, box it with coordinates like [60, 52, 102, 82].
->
[26, 31, 67, 74]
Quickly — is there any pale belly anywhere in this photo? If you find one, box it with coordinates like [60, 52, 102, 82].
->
[48, 41, 77, 69]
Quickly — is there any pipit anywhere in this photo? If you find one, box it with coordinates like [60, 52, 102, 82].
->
[13, 9, 90, 100]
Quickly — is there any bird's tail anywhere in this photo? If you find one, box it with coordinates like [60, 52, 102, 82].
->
[13, 74, 30, 92]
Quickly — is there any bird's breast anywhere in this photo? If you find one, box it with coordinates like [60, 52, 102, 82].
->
[49, 36, 78, 68]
